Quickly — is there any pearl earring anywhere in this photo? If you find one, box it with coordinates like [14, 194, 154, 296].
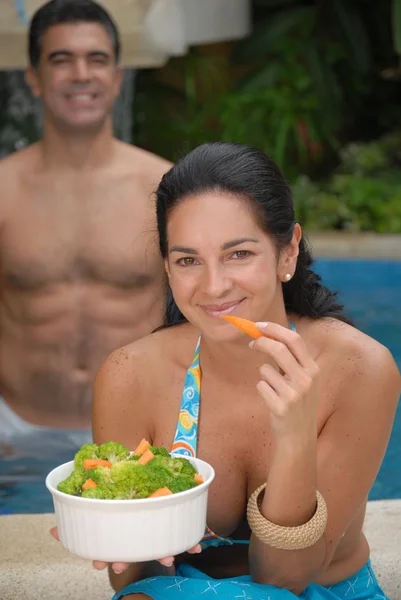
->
[284, 273, 291, 282]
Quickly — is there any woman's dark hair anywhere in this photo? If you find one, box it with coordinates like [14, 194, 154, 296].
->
[29, 0, 120, 68]
[156, 142, 351, 327]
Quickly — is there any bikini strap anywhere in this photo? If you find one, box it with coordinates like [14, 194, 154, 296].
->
[171, 336, 201, 458]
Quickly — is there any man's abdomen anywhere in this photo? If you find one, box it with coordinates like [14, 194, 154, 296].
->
[0, 283, 164, 427]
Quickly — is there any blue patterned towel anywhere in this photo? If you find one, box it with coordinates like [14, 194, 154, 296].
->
[112, 559, 389, 600]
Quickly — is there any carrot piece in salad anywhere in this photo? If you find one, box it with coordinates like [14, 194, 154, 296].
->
[133, 438, 151, 456]
[82, 478, 97, 490]
[221, 315, 264, 339]
[148, 487, 173, 498]
[194, 474, 204, 484]
[137, 449, 155, 465]
[83, 459, 112, 470]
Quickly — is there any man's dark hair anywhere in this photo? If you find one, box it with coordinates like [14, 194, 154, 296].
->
[28, 0, 120, 68]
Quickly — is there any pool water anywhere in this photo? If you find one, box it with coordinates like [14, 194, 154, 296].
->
[314, 258, 401, 501]
[0, 258, 400, 514]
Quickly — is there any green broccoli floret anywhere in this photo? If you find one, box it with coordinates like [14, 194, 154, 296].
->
[65, 442, 199, 500]
[82, 484, 116, 499]
[128, 454, 141, 461]
[73, 443, 99, 469]
[57, 467, 87, 495]
[87, 466, 111, 486]
[171, 457, 197, 477]
[110, 460, 140, 484]
[146, 455, 181, 478]
[157, 455, 196, 477]
[168, 474, 198, 494]
[158, 456, 183, 475]
[97, 441, 130, 464]
[149, 446, 170, 458]
[110, 461, 155, 499]
[144, 459, 174, 488]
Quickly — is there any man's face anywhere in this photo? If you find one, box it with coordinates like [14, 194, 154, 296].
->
[27, 22, 122, 133]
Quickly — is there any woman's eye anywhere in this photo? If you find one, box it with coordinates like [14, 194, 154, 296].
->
[177, 257, 197, 266]
[230, 250, 251, 259]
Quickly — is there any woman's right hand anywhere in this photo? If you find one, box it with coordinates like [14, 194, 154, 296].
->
[50, 527, 201, 573]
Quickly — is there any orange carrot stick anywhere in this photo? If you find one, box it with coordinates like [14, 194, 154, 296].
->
[137, 449, 155, 465]
[221, 315, 264, 339]
[83, 459, 112, 471]
[148, 487, 173, 498]
[82, 478, 97, 490]
[194, 474, 204, 484]
[133, 438, 151, 456]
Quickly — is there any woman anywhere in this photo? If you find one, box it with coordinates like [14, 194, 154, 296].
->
[72, 143, 401, 598]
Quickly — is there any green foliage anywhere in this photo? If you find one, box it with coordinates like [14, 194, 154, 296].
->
[392, 0, 401, 56]
[134, 49, 231, 160]
[135, 1, 401, 180]
[133, 0, 401, 233]
[223, 0, 380, 175]
[293, 133, 401, 233]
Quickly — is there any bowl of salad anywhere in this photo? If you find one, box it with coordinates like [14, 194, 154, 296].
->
[45, 440, 215, 562]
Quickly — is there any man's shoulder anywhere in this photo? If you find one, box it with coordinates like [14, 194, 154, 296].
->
[115, 140, 173, 179]
[0, 149, 21, 181]
[0, 144, 43, 226]
[0, 143, 40, 167]
[0, 144, 40, 186]
[0, 148, 28, 219]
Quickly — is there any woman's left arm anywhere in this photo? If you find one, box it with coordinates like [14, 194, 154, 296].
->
[248, 323, 401, 594]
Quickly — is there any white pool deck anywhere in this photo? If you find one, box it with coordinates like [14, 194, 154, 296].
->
[1, 500, 400, 600]
[308, 232, 401, 259]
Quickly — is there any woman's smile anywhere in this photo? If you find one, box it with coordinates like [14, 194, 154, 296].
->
[199, 299, 245, 318]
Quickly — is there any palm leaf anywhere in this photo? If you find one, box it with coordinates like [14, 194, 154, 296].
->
[274, 116, 292, 168]
[392, 0, 401, 56]
[237, 63, 280, 92]
[233, 6, 314, 62]
[303, 42, 342, 127]
[330, 1, 370, 73]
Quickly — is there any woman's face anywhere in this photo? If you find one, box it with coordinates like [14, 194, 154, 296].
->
[165, 192, 297, 340]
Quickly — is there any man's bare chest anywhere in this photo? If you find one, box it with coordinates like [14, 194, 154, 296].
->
[1, 192, 161, 290]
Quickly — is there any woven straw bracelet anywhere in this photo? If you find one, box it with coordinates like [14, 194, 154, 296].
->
[247, 483, 328, 550]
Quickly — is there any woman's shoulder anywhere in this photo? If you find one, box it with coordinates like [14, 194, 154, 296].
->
[314, 317, 393, 363]
[309, 317, 400, 404]
[92, 324, 201, 445]
[96, 323, 200, 389]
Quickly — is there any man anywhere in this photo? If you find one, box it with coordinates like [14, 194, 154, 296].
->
[0, 0, 171, 455]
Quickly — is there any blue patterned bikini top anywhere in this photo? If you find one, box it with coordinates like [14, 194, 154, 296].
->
[171, 323, 296, 550]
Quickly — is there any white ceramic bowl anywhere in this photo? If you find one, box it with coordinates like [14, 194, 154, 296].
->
[46, 455, 215, 563]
